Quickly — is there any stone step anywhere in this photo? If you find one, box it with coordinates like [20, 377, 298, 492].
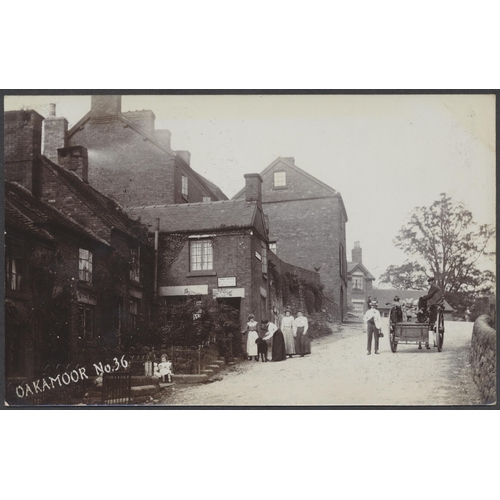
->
[131, 385, 159, 397]
[172, 374, 208, 384]
[201, 369, 215, 375]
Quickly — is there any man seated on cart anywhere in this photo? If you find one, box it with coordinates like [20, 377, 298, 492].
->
[418, 277, 444, 348]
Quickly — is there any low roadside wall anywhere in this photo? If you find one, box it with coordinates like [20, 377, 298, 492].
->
[470, 315, 496, 404]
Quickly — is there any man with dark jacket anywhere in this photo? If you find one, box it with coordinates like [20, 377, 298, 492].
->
[421, 277, 444, 347]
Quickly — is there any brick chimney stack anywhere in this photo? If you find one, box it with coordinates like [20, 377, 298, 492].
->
[177, 150, 191, 166]
[244, 173, 263, 208]
[57, 146, 89, 183]
[352, 241, 362, 264]
[122, 110, 156, 135]
[42, 103, 68, 163]
[4, 109, 44, 197]
[91, 95, 122, 118]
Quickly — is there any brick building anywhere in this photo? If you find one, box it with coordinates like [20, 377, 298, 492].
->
[4, 109, 151, 380]
[66, 95, 227, 207]
[128, 174, 320, 334]
[232, 157, 348, 320]
[346, 241, 375, 315]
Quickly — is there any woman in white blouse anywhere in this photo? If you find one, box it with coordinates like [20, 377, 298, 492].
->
[293, 310, 310, 357]
[245, 314, 259, 361]
[280, 309, 296, 358]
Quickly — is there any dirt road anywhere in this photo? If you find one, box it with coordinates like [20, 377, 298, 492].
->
[157, 320, 482, 406]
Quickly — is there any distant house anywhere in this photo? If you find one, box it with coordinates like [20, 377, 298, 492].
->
[66, 95, 227, 207]
[347, 241, 375, 315]
[370, 289, 454, 321]
[232, 156, 348, 321]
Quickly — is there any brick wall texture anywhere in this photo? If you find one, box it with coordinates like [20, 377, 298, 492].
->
[245, 159, 348, 320]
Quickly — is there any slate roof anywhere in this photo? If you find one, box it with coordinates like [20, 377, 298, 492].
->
[370, 288, 454, 312]
[347, 261, 375, 280]
[127, 199, 258, 233]
[41, 156, 144, 242]
[5, 181, 109, 247]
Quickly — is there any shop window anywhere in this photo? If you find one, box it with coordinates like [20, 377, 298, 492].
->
[79, 248, 93, 283]
[190, 239, 213, 271]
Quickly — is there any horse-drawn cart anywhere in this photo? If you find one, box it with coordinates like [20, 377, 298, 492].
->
[388, 305, 445, 353]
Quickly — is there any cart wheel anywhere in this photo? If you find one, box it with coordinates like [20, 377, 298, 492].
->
[389, 307, 398, 353]
[437, 308, 444, 352]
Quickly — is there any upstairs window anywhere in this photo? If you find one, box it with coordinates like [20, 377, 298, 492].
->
[202, 196, 211, 203]
[273, 171, 286, 187]
[130, 247, 140, 282]
[352, 276, 364, 290]
[269, 242, 277, 253]
[5, 240, 24, 291]
[182, 175, 189, 199]
[190, 239, 213, 271]
[79, 248, 93, 283]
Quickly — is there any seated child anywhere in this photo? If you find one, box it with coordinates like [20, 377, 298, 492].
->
[157, 354, 173, 383]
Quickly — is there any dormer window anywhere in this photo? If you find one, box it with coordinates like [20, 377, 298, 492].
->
[182, 175, 189, 199]
[202, 196, 211, 203]
[273, 171, 286, 187]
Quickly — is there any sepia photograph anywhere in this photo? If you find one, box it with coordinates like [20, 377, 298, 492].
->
[3, 92, 496, 407]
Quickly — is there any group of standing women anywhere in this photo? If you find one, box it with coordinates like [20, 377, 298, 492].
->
[245, 309, 311, 362]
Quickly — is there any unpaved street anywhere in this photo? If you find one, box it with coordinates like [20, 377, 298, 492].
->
[157, 320, 482, 406]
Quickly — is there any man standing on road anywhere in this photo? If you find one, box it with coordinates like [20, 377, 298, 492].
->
[420, 277, 444, 348]
[363, 301, 382, 355]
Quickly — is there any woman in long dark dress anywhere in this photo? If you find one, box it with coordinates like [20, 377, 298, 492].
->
[262, 319, 286, 362]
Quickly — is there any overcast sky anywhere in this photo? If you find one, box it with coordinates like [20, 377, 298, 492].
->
[5, 94, 496, 285]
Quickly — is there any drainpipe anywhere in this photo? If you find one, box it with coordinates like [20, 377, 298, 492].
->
[154, 218, 159, 302]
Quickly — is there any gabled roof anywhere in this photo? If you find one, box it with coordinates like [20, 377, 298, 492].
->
[231, 156, 348, 221]
[370, 288, 454, 312]
[5, 181, 109, 247]
[68, 110, 227, 202]
[232, 156, 338, 200]
[127, 200, 259, 235]
[41, 156, 145, 243]
[347, 261, 375, 280]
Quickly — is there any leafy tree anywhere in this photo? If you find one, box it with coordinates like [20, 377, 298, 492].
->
[381, 194, 495, 316]
[379, 261, 428, 290]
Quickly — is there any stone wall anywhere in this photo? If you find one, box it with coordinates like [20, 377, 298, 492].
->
[470, 314, 496, 404]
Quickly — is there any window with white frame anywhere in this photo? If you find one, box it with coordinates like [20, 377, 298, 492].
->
[190, 239, 213, 271]
[5, 240, 24, 291]
[79, 248, 93, 283]
[352, 275, 364, 290]
[130, 247, 140, 282]
[182, 175, 189, 198]
[202, 196, 211, 203]
[269, 242, 277, 253]
[273, 171, 286, 187]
